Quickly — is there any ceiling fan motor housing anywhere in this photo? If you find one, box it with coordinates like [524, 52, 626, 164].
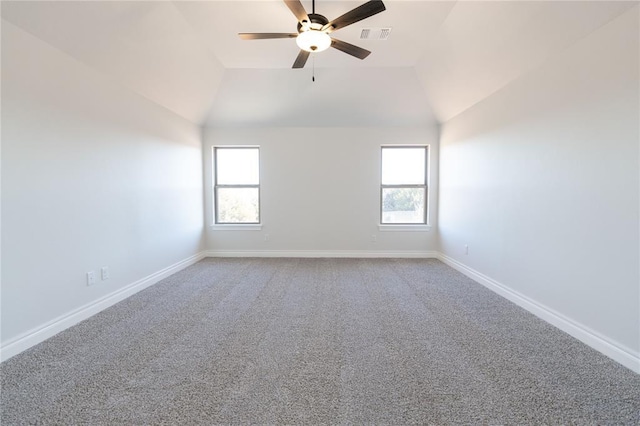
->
[296, 14, 331, 52]
[297, 13, 330, 33]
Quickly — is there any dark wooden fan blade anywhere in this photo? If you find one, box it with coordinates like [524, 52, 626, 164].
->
[284, 0, 309, 23]
[292, 50, 310, 68]
[323, 0, 386, 33]
[330, 38, 371, 60]
[239, 33, 298, 40]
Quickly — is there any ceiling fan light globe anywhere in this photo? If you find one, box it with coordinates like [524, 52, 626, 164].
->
[296, 30, 331, 53]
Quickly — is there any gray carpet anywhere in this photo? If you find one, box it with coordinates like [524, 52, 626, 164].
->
[1, 258, 639, 424]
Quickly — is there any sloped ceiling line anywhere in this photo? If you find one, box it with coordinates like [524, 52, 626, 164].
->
[413, 0, 637, 123]
[3, 1, 636, 128]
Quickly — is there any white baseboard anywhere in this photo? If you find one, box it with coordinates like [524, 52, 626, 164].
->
[437, 252, 640, 374]
[205, 250, 439, 258]
[0, 251, 206, 362]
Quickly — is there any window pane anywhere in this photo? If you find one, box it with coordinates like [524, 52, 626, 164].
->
[381, 148, 425, 185]
[382, 187, 425, 224]
[216, 188, 259, 223]
[216, 148, 259, 185]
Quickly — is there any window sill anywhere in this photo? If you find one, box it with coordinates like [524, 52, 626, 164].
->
[378, 224, 431, 232]
[210, 224, 262, 231]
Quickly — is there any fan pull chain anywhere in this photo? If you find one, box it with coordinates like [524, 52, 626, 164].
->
[312, 55, 315, 82]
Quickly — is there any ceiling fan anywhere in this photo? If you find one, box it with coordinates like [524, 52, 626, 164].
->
[239, 0, 386, 69]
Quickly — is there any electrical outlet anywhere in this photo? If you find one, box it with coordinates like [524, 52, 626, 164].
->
[264, 234, 270, 242]
[87, 271, 96, 286]
[101, 267, 109, 280]
[465, 245, 469, 255]
[371, 234, 377, 242]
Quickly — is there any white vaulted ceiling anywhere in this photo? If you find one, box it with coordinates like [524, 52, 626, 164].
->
[1, 1, 636, 126]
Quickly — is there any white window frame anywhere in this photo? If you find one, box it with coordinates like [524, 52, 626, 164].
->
[211, 146, 262, 231]
[379, 145, 431, 232]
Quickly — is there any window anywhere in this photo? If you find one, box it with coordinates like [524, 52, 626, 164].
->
[213, 147, 260, 224]
[381, 146, 428, 224]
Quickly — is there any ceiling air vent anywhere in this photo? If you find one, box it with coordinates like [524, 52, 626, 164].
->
[360, 27, 392, 40]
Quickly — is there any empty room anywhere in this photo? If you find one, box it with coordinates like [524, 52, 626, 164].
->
[1, 0, 639, 424]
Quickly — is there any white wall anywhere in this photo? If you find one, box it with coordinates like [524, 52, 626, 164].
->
[1, 22, 205, 355]
[438, 7, 639, 368]
[204, 127, 439, 255]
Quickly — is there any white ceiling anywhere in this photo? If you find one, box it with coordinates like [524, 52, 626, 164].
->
[206, 67, 434, 127]
[2, 1, 636, 126]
